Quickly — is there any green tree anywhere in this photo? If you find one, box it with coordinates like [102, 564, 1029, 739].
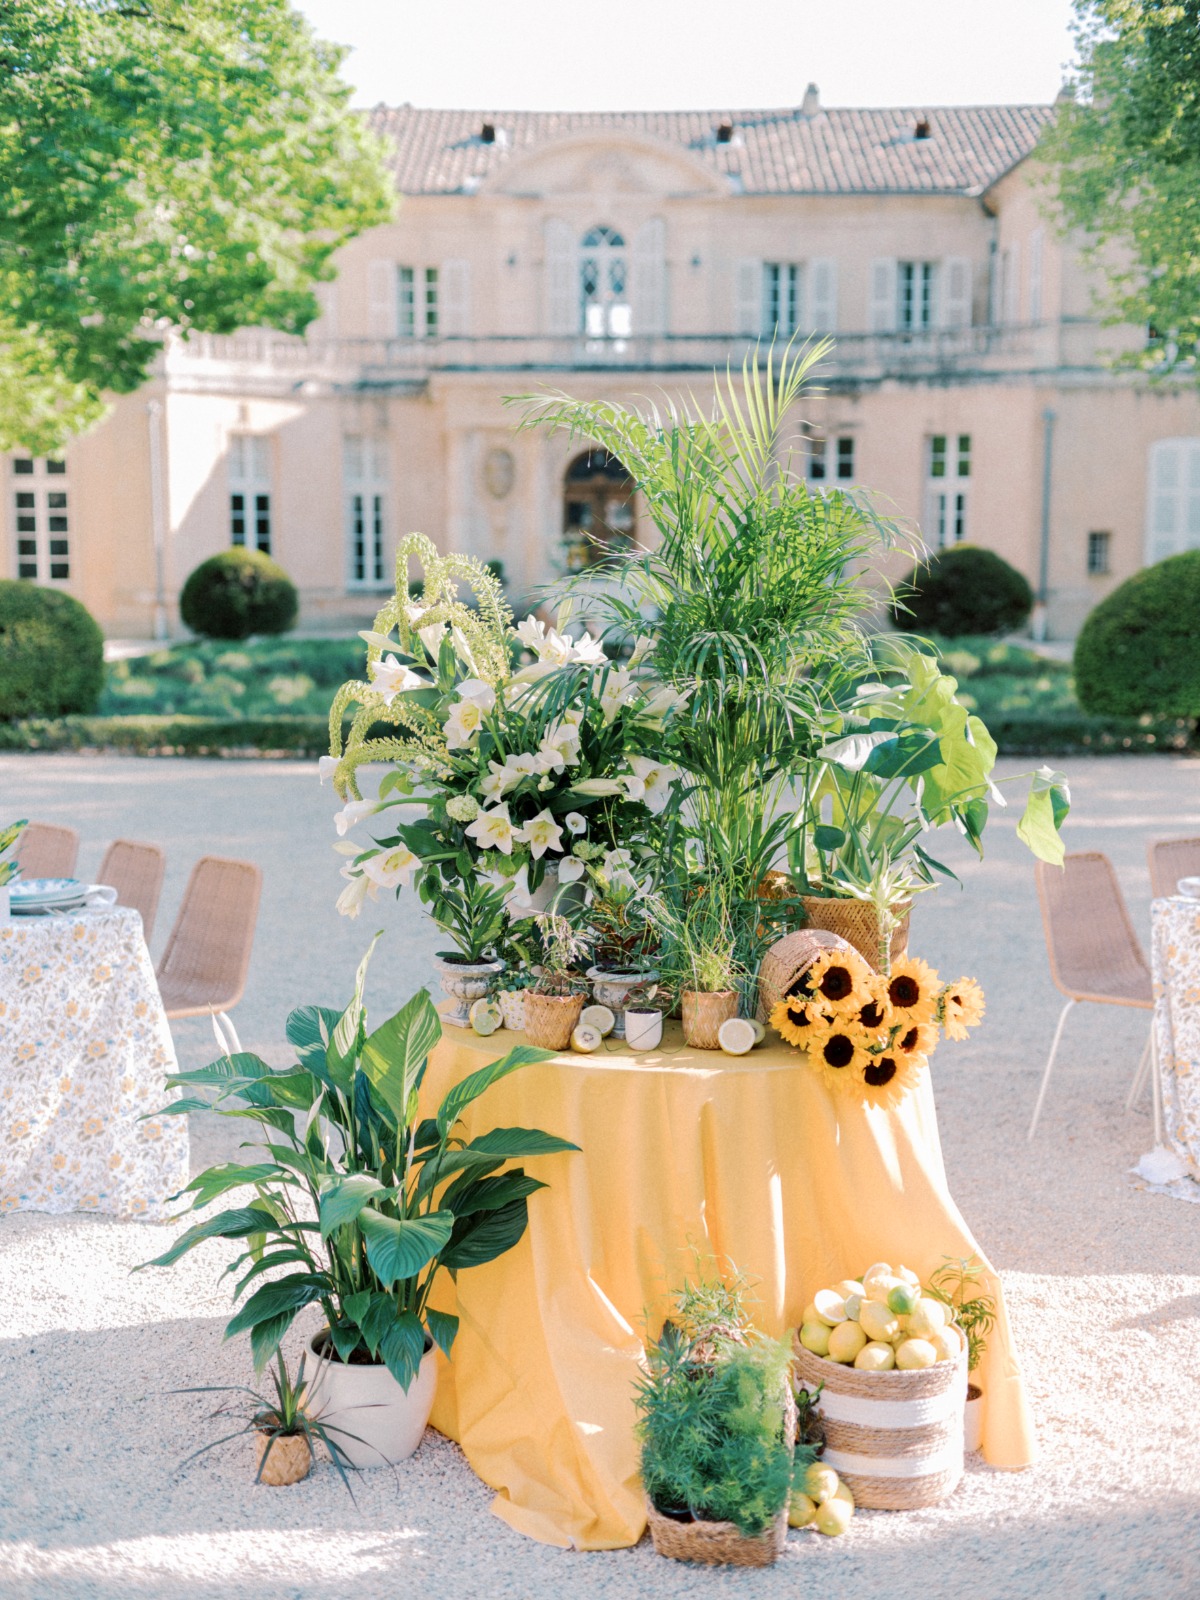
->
[0, 0, 392, 453]
[1040, 1, 1200, 375]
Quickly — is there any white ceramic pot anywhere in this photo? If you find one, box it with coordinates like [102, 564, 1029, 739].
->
[586, 967, 659, 1040]
[431, 954, 505, 1027]
[964, 1384, 983, 1454]
[625, 1007, 664, 1051]
[307, 1333, 438, 1468]
[497, 989, 527, 1031]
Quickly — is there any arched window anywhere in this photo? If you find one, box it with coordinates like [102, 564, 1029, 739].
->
[562, 449, 636, 570]
[580, 226, 630, 342]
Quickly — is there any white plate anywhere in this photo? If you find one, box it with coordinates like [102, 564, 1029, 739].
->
[11, 877, 85, 904]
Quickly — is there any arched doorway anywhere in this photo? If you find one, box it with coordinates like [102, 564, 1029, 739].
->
[562, 449, 636, 571]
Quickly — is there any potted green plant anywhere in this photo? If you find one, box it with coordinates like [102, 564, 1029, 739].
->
[143, 935, 577, 1468]
[584, 861, 663, 1039]
[661, 880, 745, 1051]
[0, 819, 27, 921]
[927, 1254, 997, 1453]
[523, 911, 591, 1050]
[635, 1273, 805, 1567]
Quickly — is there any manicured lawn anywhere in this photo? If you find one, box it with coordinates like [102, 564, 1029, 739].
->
[99, 637, 365, 720]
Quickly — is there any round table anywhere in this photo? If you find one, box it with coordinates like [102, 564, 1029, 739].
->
[0, 907, 188, 1220]
[1150, 896, 1200, 1183]
[422, 1020, 1034, 1550]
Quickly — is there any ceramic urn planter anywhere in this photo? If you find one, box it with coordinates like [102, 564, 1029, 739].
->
[585, 967, 659, 1040]
[307, 1333, 438, 1468]
[255, 1429, 312, 1486]
[432, 954, 505, 1027]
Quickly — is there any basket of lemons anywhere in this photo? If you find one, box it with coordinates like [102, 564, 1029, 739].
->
[794, 1260, 967, 1510]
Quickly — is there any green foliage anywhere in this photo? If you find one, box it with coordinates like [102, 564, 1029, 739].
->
[1074, 550, 1200, 718]
[0, 818, 27, 887]
[180, 549, 299, 641]
[100, 637, 365, 718]
[658, 876, 747, 1000]
[1039, 2, 1200, 377]
[141, 940, 576, 1389]
[926, 1255, 997, 1374]
[0, 713, 354, 756]
[0, 0, 393, 452]
[894, 545, 1034, 638]
[0, 579, 104, 719]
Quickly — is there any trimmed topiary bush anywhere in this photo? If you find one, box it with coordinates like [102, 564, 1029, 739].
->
[0, 580, 105, 720]
[894, 545, 1034, 637]
[180, 549, 298, 641]
[1074, 550, 1200, 719]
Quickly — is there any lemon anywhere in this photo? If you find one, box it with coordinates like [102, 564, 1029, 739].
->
[799, 1320, 831, 1357]
[814, 1496, 853, 1536]
[827, 1321, 868, 1364]
[570, 1023, 603, 1053]
[580, 1004, 615, 1037]
[859, 1299, 900, 1342]
[748, 1018, 766, 1044]
[854, 1340, 896, 1371]
[929, 1326, 962, 1364]
[718, 1017, 757, 1056]
[861, 1262, 894, 1296]
[843, 1292, 864, 1321]
[813, 1289, 847, 1326]
[801, 1300, 821, 1326]
[469, 999, 502, 1036]
[833, 1279, 864, 1301]
[833, 1480, 855, 1509]
[788, 1491, 818, 1528]
[887, 1282, 919, 1316]
[895, 1338, 938, 1370]
[907, 1297, 947, 1339]
[895, 1264, 921, 1288]
[803, 1463, 840, 1504]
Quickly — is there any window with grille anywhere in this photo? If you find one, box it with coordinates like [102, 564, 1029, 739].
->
[10, 456, 70, 581]
[228, 433, 272, 554]
[763, 263, 802, 336]
[807, 435, 855, 483]
[1087, 530, 1111, 576]
[899, 261, 936, 330]
[344, 435, 388, 588]
[580, 226, 630, 342]
[396, 266, 438, 339]
[926, 433, 971, 546]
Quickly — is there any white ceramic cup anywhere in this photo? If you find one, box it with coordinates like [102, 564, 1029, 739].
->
[1176, 876, 1200, 900]
[625, 1008, 663, 1051]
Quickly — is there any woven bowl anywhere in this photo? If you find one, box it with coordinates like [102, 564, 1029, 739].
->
[756, 928, 856, 1024]
[644, 1499, 788, 1566]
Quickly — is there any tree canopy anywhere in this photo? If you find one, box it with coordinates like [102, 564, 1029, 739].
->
[1040, 1, 1200, 377]
[0, 0, 393, 453]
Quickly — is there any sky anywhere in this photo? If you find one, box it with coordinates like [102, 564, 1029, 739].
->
[295, 0, 1080, 111]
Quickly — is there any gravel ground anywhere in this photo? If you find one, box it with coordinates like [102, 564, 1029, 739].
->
[1, 752, 1199, 1600]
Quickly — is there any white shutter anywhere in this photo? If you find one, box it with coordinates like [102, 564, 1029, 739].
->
[631, 217, 667, 337]
[367, 260, 396, 337]
[941, 257, 972, 329]
[543, 218, 576, 336]
[808, 258, 837, 333]
[1004, 242, 1021, 324]
[440, 259, 471, 337]
[734, 258, 762, 336]
[1146, 439, 1200, 563]
[1028, 229, 1044, 323]
[869, 258, 897, 332]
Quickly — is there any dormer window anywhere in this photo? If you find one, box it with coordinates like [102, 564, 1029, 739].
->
[480, 122, 496, 144]
[914, 116, 931, 140]
[716, 121, 735, 144]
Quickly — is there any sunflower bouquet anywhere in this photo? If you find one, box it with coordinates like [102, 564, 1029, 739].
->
[769, 949, 984, 1108]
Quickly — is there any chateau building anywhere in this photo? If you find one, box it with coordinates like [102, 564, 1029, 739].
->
[8, 90, 1200, 638]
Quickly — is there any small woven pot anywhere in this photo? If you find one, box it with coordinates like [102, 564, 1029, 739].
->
[793, 1331, 967, 1510]
[255, 1429, 312, 1486]
[681, 990, 738, 1050]
[645, 1499, 788, 1567]
[756, 928, 857, 1024]
[798, 896, 911, 972]
[523, 991, 584, 1051]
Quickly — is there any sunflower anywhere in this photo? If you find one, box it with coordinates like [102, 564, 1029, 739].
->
[884, 956, 940, 1025]
[893, 1019, 939, 1060]
[940, 976, 986, 1041]
[849, 973, 894, 1039]
[808, 1024, 872, 1096]
[770, 995, 830, 1050]
[856, 1048, 925, 1110]
[805, 949, 876, 1019]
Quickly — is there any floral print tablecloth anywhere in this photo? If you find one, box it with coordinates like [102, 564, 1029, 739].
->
[0, 907, 188, 1221]
[1149, 897, 1200, 1188]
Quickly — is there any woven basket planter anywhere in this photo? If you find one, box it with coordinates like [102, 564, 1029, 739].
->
[681, 989, 738, 1050]
[255, 1430, 312, 1486]
[798, 896, 911, 972]
[756, 928, 856, 1024]
[792, 1333, 967, 1510]
[644, 1499, 788, 1567]
[523, 991, 584, 1051]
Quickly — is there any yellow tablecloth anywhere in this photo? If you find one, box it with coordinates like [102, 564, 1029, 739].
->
[423, 1021, 1034, 1549]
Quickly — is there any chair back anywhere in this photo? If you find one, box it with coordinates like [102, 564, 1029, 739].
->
[156, 855, 261, 1018]
[97, 839, 166, 943]
[1148, 836, 1200, 901]
[16, 822, 80, 880]
[1035, 852, 1152, 1007]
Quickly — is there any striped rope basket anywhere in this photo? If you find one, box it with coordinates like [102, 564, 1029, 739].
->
[793, 1330, 968, 1510]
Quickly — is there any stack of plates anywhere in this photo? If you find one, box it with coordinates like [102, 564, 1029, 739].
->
[9, 878, 89, 916]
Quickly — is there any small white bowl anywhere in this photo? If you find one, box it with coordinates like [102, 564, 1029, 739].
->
[1176, 877, 1200, 900]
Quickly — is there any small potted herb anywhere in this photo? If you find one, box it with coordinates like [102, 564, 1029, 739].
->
[523, 912, 591, 1050]
[584, 865, 663, 1039]
[661, 882, 745, 1050]
[927, 1254, 996, 1453]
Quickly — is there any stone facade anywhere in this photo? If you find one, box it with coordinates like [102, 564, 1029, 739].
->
[6, 95, 1200, 639]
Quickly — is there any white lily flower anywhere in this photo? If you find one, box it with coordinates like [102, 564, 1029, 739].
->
[451, 625, 480, 675]
[628, 634, 655, 669]
[640, 684, 691, 719]
[538, 628, 574, 667]
[361, 843, 420, 891]
[481, 760, 512, 803]
[569, 630, 608, 665]
[607, 868, 640, 895]
[556, 857, 586, 884]
[457, 678, 497, 711]
[622, 774, 647, 801]
[335, 867, 373, 919]
[444, 698, 486, 749]
[603, 848, 634, 874]
[541, 720, 581, 767]
[405, 601, 427, 624]
[599, 668, 636, 723]
[501, 865, 540, 922]
[466, 803, 517, 856]
[628, 755, 682, 815]
[516, 615, 547, 651]
[369, 654, 430, 706]
[334, 799, 380, 836]
[515, 808, 565, 860]
[317, 755, 339, 785]
[565, 811, 587, 834]
[570, 778, 625, 797]
[418, 622, 446, 660]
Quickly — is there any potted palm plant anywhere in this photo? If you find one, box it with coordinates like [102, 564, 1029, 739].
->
[927, 1254, 997, 1454]
[523, 911, 591, 1050]
[143, 935, 577, 1468]
[662, 880, 745, 1051]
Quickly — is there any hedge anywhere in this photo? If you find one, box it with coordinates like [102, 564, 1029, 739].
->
[0, 579, 105, 719]
[180, 549, 299, 640]
[895, 545, 1034, 637]
[1074, 550, 1200, 719]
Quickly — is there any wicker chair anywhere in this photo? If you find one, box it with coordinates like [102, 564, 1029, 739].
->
[1030, 853, 1157, 1142]
[16, 822, 79, 880]
[1148, 836, 1200, 901]
[97, 839, 166, 943]
[156, 856, 261, 1054]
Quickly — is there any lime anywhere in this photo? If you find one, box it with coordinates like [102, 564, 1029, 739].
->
[469, 999, 502, 1036]
[799, 1320, 831, 1357]
[888, 1283, 920, 1316]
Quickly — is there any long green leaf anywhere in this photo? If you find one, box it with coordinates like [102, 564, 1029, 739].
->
[225, 1273, 329, 1339]
[327, 933, 381, 1086]
[378, 1312, 427, 1392]
[359, 1208, 455, 1287]
[425, 1307, 459, 1359]
[435, 1044, 554, 1136]
[361, 987, 441, 1125]
[318, 1173, 389, 1239]
[462, 1127, 581, 1160]
[168, 1162, 282, 1209]
[441, 1197, 530, 1271]
[138, 1207, 279, 1269]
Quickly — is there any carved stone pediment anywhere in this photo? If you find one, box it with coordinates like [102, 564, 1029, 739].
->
[483, 130, 727, 200]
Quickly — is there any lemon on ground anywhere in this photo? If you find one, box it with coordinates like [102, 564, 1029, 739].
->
[895, 1338, 938, 1370]
[887, 1282, 920, 1316]
[854, 1340, 896, 1371]
[907, 1297, 948, 1339]
[833, 1480, 855, 1509]
[814, 1496, 853, 1536]
[571, 1023, 603, 1053]
[929, 1326, 962, 1364]
[803, 1464, 840, 1505]
[799, 1321, 831, 1357]
[859, 1299, 900, 1342]
[827, 1321, 868, 1364]
[469, 999, 502, 1035]
[718, 1016, 757, 1056]
[788, 1491, 818, 1528]
[813, 1289, 848, 1326]
[580, 1004, 615, 1037]
[843, 1293, 864, 1321]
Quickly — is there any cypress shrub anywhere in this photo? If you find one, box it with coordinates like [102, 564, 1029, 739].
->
[1074, 550, 1200, 719]
[895, 545, 1033, 637]
[180, 549, 298, 640]
[0, 580, 105, 719]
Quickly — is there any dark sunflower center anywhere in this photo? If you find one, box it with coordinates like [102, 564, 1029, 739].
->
[899, 1026, 919, 1053]
[864, 1057, 898, 1087]
[786, 1005, 813, 1028]
[949, 992, 963, 1007]
[822, 1033, 855, 1069]
[819, 966, 854, 1001]
[788, 976, 815, 1000]
[889, 975, 920, 1008]
[859, 1000, 886, 1030]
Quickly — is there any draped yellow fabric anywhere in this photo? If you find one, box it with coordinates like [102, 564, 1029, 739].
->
[423, 1021, 1035, 1550]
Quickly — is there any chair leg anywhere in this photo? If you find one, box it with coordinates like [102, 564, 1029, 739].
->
[1029, 999, 1076, 1142]
[1126, 1027, 1153, 1112]
[1150, 1025, 1165, 1147]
